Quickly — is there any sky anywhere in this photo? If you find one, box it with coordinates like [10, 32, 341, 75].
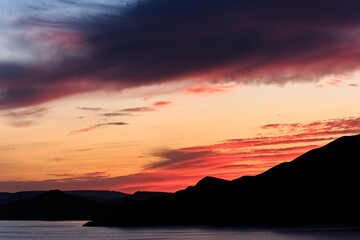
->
[1, 0, 360, 193]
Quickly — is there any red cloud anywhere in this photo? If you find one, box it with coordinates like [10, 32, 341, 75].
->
[120, 101, 172, 113]
[260, 117, 360, 135]
[153, 101, 172, 107]
[185, 84, 240, 96]
[314, 72, 359, 88]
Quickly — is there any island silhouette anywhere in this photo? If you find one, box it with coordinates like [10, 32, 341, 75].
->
[85, 134, 360, 227]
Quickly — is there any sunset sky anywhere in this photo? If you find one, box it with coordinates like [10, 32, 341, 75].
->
[1, 0, 360, 193]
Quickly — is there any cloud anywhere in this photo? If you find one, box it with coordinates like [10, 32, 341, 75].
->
[183, 137, 334, 152]
[2, 107, 48, 118]
[146, 149, 212, 170]
[314, 72, 358, 88]
[153, 101, 172, 107]
[185, 84, 240, 96]
[48, 171, 110, 180]
[0, 147, 15, 151]
[120, 100, 172, 112]
[2, 0, 360, 109]
[121, 107, 154, 112]
[101, 112, 131, 117]
[64, 148, 93, 152]
[70, 121, 128, 134]
[145, 144, 319, 172]
[0, 107, 48, 127]
[260, 116, 360, 135]
[77, 107, 105, 111]
[48, 173, 74, 177]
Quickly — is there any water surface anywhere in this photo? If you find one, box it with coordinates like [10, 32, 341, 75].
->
[1, 221, 360, 240]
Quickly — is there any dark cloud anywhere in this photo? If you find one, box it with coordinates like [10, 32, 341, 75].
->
[2, 108, 47, 118]
[48, 171, 109, 179]
[217, 164, 255, 169]
[120, 101, 172, 112]
[121, 107, 154, 112]
[48, 173, 74, 177]
[70, 121, 128, 134]
[1, 0, 360, 109]
[77, 107, 105, 111]
[101, 112, 131, 117]
[1, 107, 48, 127]
[100, 122, 128, 126]
[65, 148, 93, 153]
[146, 149, 212, 170]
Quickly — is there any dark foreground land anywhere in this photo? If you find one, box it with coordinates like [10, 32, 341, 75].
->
[85, 134, 360, 227]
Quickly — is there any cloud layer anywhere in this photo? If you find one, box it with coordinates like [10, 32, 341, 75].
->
[1, 0, 360, 109]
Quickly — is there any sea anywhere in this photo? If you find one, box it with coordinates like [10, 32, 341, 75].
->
[1, 221, 360, 240]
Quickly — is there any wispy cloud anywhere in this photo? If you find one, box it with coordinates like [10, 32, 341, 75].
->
[0, 147, 16, 151]
[70, 122, 128, 134]
[152, 101, 172, 107]
[185, 84, 240, 96]
[101, 112, 131, 117]
[145, 149, 212, 170]
[260, 116, 360, 135]
[120, 101, 172, 112]
[0, 107, 48, 127]
[121, 107, 154, 112]
[77, 107, 105, 111]
[315, 72, 360, 88]
[64, 148, 93, 153]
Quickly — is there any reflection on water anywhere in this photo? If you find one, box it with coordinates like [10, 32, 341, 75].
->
[1, 221, 360, 240]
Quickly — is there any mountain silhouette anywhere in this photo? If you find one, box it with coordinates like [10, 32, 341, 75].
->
[0, 191, 46, 205]
[128, 191, 171, 201]
[65, 190, 130, 204]
[0, 190, 118, 220]
[85, 134, 360, 227]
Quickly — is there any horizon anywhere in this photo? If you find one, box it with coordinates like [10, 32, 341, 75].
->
[1, 0, 360, 193]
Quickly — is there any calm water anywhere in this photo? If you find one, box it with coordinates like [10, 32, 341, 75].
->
[1, 221, 360, 240]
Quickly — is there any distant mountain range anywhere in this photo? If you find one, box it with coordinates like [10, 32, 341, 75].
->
[84, 134, 360, 227]
[0, 190, 170, 220]
[0, 190, 129, 205]
[0, 190, 117, 220]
